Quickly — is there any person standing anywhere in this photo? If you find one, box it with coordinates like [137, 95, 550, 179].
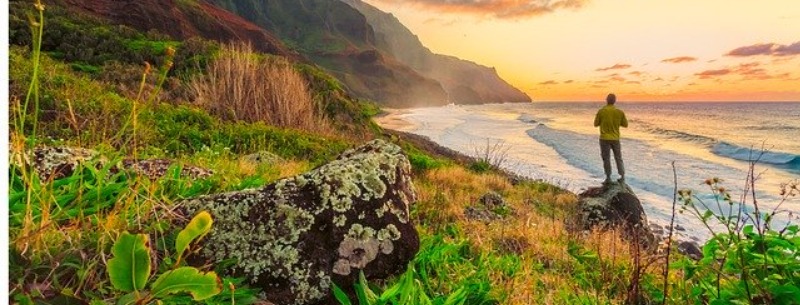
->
[594, 93, 628, 184]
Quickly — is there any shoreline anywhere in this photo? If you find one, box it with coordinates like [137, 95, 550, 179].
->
[374, 108, 414, 131]
[374, 107, 704, 250]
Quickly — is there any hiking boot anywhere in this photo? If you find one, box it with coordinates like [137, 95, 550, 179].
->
[617, 177, 625, 184]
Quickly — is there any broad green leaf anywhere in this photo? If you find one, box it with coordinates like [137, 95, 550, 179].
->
[107, 232, 151, 292]
[116, 292, 139, 305]
[175, 211, 213, 264]
[332, 283, 353, 305]
[151, 267, 222, 301]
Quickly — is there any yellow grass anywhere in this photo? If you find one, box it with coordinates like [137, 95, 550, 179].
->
[412, 165, 658, 304]
[191, 43, 329, 133]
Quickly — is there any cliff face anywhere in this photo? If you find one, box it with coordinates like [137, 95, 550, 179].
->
[340, 0, 531, 104]
[207, 0, 449, 107]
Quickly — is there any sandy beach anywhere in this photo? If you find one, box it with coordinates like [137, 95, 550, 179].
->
[374, 109, 414, 131]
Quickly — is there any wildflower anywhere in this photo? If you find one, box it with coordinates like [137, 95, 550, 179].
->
[144, 62, 152, 74]
[34, 2, 45, 11]
[165, 46, 176, 57]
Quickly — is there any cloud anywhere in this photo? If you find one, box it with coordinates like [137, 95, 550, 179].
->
[627, 71, 645, 77]
[609, 75, 626, 82]
[726, 41, 800, 57]
[661, 56, 697, 63]
[695, 69, 732, 79]
[626, 81, 641, 84]
[775, 42, 800, 56]
[694, 62, 787, 81]
[369, 0, 589, 19]
[539, 80, 559, 85]
[564, 80, 574, 84]
[596, 63, 631, 71]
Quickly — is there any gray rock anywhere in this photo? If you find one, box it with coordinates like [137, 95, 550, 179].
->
[121, 158, 213, 180]
[21, 146, 212, 181]
[465, 191, 510, 222]
[177, 139, 419, 305]
[479, 191, 505, 210]
[26, 146, 105, 180]
[677, 241, 703, 260]
[576, 182, 654, 245]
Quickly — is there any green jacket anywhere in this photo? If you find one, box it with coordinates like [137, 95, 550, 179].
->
[594, 105, 628, 140]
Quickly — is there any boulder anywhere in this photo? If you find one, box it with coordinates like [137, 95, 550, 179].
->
[26, 146, 104, 180]
[677, 241, 703, 260]
[577, 182, 653, 243]
[177, 139, 419, 305]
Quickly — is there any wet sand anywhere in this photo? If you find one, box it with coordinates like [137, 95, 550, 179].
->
[373, 109, 413, 131]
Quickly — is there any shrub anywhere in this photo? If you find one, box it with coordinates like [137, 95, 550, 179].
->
[671, 177, 800, 305]
[191, 43, 328, 132]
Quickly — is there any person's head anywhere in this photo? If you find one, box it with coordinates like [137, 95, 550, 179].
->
[606, 93, 617, 105]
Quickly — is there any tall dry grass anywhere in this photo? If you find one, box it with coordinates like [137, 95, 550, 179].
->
[191, 43, 328, 132]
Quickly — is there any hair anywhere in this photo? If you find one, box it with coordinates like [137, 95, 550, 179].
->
[606, 93, 617, 104]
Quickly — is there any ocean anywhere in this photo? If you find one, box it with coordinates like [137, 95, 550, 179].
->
[386, 102, 800, 240]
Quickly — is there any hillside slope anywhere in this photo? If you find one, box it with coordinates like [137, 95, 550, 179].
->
[341, 0, 531, 104]
[207, 0, 449, 107]
[52, 0, 294, 57]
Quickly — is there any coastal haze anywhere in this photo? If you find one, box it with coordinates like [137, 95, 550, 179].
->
[377, 102, 800, 239]
[364, 0, 800, 101]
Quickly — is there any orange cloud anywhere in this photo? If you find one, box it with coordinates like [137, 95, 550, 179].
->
[369, 0, 589, 19]
[539, 80, 559, 85]
[695, 69, 732, 79]
[596, 63, 631, 71]
[661, 56, 697, 63]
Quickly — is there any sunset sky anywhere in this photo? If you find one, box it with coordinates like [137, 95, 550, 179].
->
[364, 0, 800, 101]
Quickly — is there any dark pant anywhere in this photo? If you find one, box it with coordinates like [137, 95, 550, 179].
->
[600, 139, 624, 179]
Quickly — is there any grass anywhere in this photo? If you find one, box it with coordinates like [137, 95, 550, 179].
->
[191, 43, 328, 132]
[7, 28, 662, 303]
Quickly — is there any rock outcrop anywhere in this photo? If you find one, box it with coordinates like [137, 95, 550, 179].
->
[577, 182, 654, 244]
[177, 140, 419, 305]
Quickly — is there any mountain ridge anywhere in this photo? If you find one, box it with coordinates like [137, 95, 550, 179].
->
[340, 0, 531, 104]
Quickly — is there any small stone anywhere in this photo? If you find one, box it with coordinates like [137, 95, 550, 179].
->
[677, 241, 703, 260]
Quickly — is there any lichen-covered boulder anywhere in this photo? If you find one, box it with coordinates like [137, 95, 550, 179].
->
[26, 146, 105, 180]
[178, 139, 419, 305]
[577, 182, 654, 244]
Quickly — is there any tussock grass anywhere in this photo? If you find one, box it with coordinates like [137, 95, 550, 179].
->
[409, 165, 659, 304]
[191, 43, 329, 133]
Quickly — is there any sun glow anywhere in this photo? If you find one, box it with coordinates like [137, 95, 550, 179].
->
[365, 0, 800, 101]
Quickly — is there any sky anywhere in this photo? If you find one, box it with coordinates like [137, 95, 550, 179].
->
[363, 0, 800, 101]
